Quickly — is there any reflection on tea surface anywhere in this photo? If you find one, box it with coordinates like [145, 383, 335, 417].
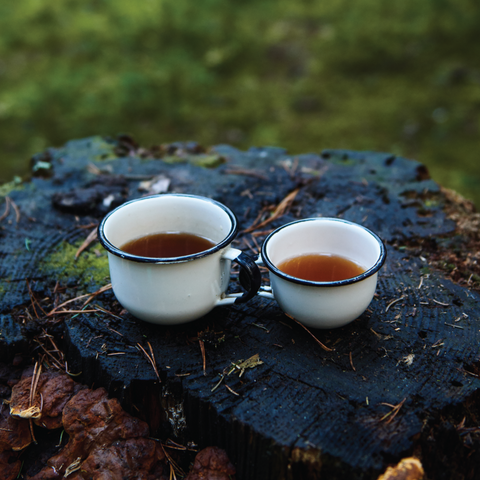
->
[277, 253, 365, 282]
[121, 232, 215, 258]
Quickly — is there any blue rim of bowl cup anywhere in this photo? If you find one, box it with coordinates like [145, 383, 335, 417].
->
[98, 194, 239, 264]
[261, 217, 387, 287]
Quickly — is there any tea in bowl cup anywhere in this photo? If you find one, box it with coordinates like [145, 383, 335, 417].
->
[98, 194, 261, 325]
[259, 218, 386, 329]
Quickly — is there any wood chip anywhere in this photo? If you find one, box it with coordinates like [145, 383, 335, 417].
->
[377, 457, 424, 480]
[228, 354, 264, 377]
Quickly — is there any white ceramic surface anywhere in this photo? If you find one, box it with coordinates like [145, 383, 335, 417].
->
[98, 194, 259, 324]
[260, 218, 386, 329]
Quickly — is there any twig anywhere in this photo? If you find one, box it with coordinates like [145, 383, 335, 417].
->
[379, 397, 406, 424]
[243, 188, 300, 233]
[286, 314, 333, 352]
[0, 196, 11, 222]
[43, 331, 64, 359]
[199, 339, 206, 376]
[163, 440, 185, 451]
[250, 234, 261, 254]
[47, 293, 91, 316]
[48, 309, 98, 315]
[82, 283, 112, 307]
[458, 367, 479, 378]
[211, 374, 225, 393]
[10, 198, 21, 223]
[34, 334, 65, 371]
[28, 361, 43, 443]
[385, 296, 406, 313]
[26, 279, 41, 319]
[225, 384, 241, 396]
[93, 304, 126, 323]
[75, 227, 98, 259]
[251, 228, 275, 238]
[349, 352, 356, 371]
[251, 322, 269, 332]
[445, 323, 464, 329]
[29, 362, 41, 410]
[47, 283, 112, 316]
[223, 167, 268, 180]
[136, 343, 161, 382]
[161, 444, 185, 479]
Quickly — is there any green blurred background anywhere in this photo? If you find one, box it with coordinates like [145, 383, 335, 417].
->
[1, 0, 479, 207]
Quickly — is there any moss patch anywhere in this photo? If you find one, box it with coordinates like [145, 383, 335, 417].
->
[162, 153, 226, 168]
[40, 240, 110, 291]
[65, 136, 119, 162]
[0, 177, 24, 197]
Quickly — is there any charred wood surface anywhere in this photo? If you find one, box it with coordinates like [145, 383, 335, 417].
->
[1, 136, 479, 479]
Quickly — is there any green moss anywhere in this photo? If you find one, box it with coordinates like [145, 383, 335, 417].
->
[420, 266, 432, 275]
[189, 154, 226, 168]
[65, 136, 118, 162]
[40, 240, 110, 290]
[325, 154, 358, 167]
[0, 177, 24, 197]
[162, 153, 225, 168]
[424, 198, 441, 208]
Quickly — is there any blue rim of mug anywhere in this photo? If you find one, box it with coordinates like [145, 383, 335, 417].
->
[261, 217, 387, 287]
[98, 194, 238, 264]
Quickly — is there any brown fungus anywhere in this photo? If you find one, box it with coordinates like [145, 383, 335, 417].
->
[30, 387, 153, 479]
[185, 446, 236, 480]
[9, 369, 86, 429]
[0, 402, 31, 452]
[67, 438, 169, 480]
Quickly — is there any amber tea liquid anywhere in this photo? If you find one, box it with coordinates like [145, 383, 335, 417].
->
[121, 232, 215, 258]
[277, 253, 365, 282]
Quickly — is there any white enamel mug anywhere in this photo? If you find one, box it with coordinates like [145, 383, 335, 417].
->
[260, 218, 387, 329]
[98, 194, 261, 325]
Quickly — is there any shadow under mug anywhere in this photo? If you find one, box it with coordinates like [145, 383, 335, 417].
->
[259, 218, 387, 329]
[98, 194, 261, 325]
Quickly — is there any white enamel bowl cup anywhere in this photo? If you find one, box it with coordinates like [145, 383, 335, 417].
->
[98, 194, 261, 325]
[260, 218, 387, 329]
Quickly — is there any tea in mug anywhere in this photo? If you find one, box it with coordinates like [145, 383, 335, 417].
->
[277, 253, 365, 282]
[121, 232, 216, 258]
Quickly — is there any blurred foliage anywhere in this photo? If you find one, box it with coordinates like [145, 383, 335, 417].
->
[1, 0, 479, 206]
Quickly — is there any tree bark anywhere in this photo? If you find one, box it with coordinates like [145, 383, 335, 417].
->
[1, 136, 479, 479]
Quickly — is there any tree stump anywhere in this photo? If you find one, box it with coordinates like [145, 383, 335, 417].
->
[1, 136, 479, 479]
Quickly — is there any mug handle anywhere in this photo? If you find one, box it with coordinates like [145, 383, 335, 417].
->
[216, 248, 262, 306]
[255, 257, 275, 299]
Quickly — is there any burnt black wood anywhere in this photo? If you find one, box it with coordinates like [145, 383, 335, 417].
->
[1, 137, 479, 479]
